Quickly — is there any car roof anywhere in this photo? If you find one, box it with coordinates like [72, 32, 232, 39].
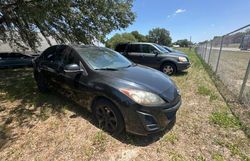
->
[116, 42, 159, 47]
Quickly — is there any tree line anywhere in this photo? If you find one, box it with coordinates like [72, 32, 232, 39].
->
[105, 28, 192, 49]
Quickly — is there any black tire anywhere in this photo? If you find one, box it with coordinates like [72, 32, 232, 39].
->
[92, 99, 125, 135]
[34, 71, 49, 93]
[161, 62, 177, 75]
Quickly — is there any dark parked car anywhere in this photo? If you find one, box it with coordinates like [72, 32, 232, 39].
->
[0, 52, 34, 69]
[115, 42, 190, 75]
[33, 45, 181, 135]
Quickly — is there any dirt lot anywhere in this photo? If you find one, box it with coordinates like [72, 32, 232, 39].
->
[0, 49, 250, 161]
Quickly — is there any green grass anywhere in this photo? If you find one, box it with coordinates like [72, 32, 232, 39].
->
[210, 112, 240, 128]
[214, 139, 250, 161]
[212, 153, 225, 161]
[196, 155, 206, 161]
[162, 132, 178, 144]
[197, 85, 218, 101]
[92, 131, 107, 152]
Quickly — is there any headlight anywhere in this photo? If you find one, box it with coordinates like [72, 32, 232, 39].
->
[119, 88, 166, 106]
[178, 56, 188, 62]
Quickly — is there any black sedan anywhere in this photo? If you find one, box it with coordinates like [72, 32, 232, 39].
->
[33, 45, 181, 135]
[0, 52, 34, 69]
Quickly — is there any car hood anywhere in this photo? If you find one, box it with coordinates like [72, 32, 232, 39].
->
[98, 65, 178, 102]
[165, 51, 187, 58]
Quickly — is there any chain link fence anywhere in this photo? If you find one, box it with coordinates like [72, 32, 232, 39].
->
[196, 24, 250, 107]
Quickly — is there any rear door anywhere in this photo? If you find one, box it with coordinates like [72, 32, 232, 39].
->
[125, 44, 143, 64]
[40, 46, 65, 86]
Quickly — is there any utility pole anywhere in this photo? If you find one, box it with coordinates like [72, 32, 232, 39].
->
[189, 36, 192, 51]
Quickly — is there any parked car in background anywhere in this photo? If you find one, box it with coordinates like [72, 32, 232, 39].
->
[33, 45, 181, 135]
[0, 52, 35, 69]
[162, 46, 185, 54]
[115, 42, 190, 75]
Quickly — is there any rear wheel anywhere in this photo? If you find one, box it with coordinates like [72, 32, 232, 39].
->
[34, 71, 49, 93]
[161, 62, 177, 75]
[92, 99, 125, 135]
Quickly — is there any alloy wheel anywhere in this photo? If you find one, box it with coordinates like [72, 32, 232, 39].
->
[95, 105, 118, 133]
[163, 65, 174, 75]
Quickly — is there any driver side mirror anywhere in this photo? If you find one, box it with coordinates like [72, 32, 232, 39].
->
[153, 50, 159, 56]
[64, 64, 83, 73]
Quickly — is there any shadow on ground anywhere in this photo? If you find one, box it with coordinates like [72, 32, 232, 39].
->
[0, 68, 177, 148]
[174, 71, 188, 77]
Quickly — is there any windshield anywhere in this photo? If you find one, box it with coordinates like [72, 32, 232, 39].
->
[76, 47, 132, 70]
[164, 46, 173, 52]
[154, 44, 169, 53]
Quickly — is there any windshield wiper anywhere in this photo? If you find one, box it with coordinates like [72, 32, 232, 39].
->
[123, 63, 136, 68]
[95, 68, 118, 71]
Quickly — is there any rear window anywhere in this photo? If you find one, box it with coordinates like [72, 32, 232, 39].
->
[115, 44, 127, 52]
[127, 44, 141, 53]
[0, 53, 9, 58]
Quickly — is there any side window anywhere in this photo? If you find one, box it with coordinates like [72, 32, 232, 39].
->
[0, 53, 9, 59]
[42, 46, 57, 61]
[63, 49, 80, 65]
[141, 44, 156, 54]
[127, 44, 141, 53]
[43, 46, 64, 64]
[115, 44, 127, 52]
[12, 53, 23, 58]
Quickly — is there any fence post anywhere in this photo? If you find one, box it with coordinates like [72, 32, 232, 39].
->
[204, 42, 208, 60]
[203, 43, 206, 59]
[215, 36, 224, 73]
[208, 40, 213, 64]
[239, 59, 250, 101]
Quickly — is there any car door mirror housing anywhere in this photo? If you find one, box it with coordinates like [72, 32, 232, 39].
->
[64, 64, 83, 73]
[153, 50, 159, 56]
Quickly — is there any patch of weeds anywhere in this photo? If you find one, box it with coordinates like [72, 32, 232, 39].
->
[92, 131, 107, 152]
[214, 139, 250, 161]
[84, 147, 95, 160]
[196, 155, 206, 161]
[170, 151, 186, 161]
[198, 86, 218, 101]
[212, 153, 225, 161]
[162, 132, 178, 144]
[39, 106, 52, 121]
[226, 143, 249, 161]
[209, 112, 240, 128]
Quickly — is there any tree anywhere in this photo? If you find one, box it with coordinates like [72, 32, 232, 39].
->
[0, 0, 135, 51]
[105, 33, 137, 49]
[131, 31, 147, 42]
[174, 39, 192, 47]
[147, 28, 171, 46]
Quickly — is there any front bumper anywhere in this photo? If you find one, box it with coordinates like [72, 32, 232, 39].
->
[176, 62, 191, 71]
[123, 97, 182, 135]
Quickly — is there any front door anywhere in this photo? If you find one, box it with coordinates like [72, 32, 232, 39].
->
[140, 44, 160, 68]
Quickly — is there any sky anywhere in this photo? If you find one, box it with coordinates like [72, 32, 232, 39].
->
[107, 0, 250, 43]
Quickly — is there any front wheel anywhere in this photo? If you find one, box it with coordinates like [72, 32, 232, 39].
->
[92, 99, 125, 135]
[161, 63, 177, 75]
